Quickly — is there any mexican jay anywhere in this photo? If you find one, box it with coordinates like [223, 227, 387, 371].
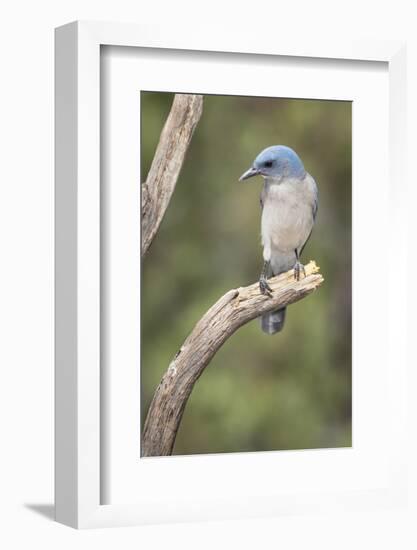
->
[239, 145, 318, 334]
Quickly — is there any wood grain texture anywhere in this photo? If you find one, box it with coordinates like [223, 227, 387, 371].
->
[141, 94, 203, 256]
[142, 260, 324, 457]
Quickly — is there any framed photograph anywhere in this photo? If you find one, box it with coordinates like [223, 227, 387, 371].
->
[55, 21, 407, 528]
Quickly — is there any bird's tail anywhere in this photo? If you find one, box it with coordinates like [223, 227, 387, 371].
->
[261, 307, 286, 335]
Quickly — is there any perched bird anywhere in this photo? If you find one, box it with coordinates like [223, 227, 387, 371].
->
[239, 145, 318, 334]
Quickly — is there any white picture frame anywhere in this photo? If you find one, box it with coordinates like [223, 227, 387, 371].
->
[55, 21, 407, 529]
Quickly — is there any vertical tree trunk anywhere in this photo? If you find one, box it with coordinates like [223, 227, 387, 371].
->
[141, 94, 203, 256]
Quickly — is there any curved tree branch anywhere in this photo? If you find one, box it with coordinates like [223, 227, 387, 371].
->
[141, 94, 203, 256]
[142, 261, 324, 457]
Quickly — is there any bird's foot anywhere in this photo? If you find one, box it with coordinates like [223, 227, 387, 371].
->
[294, 261, 306, 281]
[259, 277, 273, 298]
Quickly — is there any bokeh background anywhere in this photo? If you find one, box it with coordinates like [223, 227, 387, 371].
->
[141, 92, 352, 455]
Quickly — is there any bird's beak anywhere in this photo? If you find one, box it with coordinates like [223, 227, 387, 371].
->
[239, 167, 260, 181]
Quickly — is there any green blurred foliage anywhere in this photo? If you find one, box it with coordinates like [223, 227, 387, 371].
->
[141, 92, 352, 455]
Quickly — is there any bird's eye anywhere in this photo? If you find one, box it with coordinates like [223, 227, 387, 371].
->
[264, 160, 273, 168]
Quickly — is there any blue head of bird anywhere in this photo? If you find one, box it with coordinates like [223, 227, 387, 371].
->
[239, 145, 305, 182]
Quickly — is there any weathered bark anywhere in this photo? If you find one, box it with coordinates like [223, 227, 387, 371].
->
[142, 261, 324, 457]
[141, 94, 203, 256]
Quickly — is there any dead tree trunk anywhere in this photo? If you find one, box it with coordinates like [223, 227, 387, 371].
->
[142, 261, 323, 457]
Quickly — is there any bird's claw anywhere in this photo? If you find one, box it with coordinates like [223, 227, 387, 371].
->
[259, 277, 273, 298]
[294, 261, 306, 281]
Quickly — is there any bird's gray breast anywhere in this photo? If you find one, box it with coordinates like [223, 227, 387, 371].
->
[261, 173, 317, 274]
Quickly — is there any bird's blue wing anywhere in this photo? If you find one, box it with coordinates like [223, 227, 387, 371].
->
[300, 180, 318, 255]
[312, 190, 318, 221]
